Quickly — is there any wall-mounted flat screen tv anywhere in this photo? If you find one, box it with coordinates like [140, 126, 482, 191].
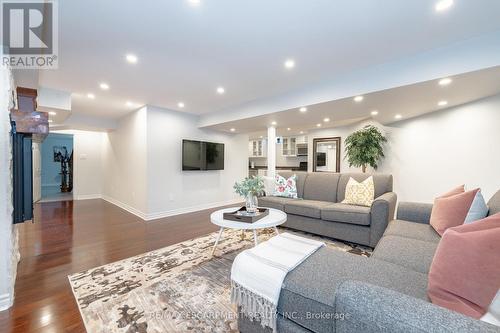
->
[182, 139, 224, 171]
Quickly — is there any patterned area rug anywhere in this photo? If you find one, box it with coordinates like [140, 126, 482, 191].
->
[68, 228, 371, 333]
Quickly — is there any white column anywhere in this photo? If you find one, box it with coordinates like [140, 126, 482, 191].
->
[267, 126, 276, 178]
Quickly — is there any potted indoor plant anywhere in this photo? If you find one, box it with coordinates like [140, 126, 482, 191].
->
[344, 125, 387, 173]
[233, 176, 265, 213]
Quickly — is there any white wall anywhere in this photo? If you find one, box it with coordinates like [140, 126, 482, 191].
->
[378, 94, 500, 202]
[102, 107, 148, 216]
[307, 93, 500, 203]
[0, 64, 19, 311]
[146, 106, 248, 219]
[54, 130, 106, 200]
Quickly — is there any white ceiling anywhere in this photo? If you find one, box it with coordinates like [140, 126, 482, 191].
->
[38, 0, 500, 121]
[207, 66, 500, 137]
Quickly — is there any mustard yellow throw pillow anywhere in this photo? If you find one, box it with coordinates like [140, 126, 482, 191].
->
[342, 176, 375, 207]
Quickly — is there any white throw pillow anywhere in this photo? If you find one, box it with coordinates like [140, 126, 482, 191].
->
[262, 176, 275, 196]
[342, 176, 375, 207]
[481, 290, 500, 327]
[464, 190, 489, 224]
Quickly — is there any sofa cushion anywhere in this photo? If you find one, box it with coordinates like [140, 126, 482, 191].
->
[273, 174, 298, 198]
[342, 176, 375, 207]
[302, 173, 340, 202]
[465, 190, 489, 224]
[278, 247, 428, 333]
[321, 203, 371, 226]
[430, 188, 479, 236]
[276, 171, 308, 198]
[285, 200, 331, 219]
[428, 214, 500, 319]
[259, 196, 296, 211]
[337, 173, 393, 202]
[372, 235, 438, 274]
[488, 190, 500, 216]
[385, 220, 441, 243]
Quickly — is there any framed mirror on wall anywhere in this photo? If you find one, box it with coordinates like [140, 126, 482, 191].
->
[313, 137, 341, 173]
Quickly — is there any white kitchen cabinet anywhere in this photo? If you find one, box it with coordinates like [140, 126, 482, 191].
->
[282, 137, 297, 156]
[248, 139, 267, 157]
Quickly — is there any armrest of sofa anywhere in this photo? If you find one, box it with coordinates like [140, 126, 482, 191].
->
[397, 202, 433, 224]
[335, 281, 500, 333]
[369, 192, 397, 247]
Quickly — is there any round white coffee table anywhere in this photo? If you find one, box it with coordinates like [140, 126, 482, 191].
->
[210, 207, 287, 255]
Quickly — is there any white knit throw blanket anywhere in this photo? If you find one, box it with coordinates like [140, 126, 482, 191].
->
[230, 233, 324, 332]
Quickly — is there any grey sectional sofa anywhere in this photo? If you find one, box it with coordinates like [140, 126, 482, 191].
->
[259, 171, 396, 247]
[239, 190, 500, 333]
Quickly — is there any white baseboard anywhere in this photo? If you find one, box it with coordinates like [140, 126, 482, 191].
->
[74, 194, 102, 200]
[144, 198, 243, 221]
[101, 195, 148, 220]
[0, 293, 13, 312]
[101, 195, 242, 221]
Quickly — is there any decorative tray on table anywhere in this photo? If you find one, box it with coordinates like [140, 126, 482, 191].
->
[223, 207, 269, 223]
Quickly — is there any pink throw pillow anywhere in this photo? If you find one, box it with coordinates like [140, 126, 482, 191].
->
[430, 188, 479, 236]
[428, 213, 500, 318]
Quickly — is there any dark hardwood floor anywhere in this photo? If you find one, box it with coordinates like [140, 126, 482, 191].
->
[0, 199, 231, 332]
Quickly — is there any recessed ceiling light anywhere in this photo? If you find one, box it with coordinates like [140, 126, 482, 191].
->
[354, 96, 364, 102]
[87, 93, 95, 99]
[260, 135, 263, 139]
[178, 102, 185, 108]
[395, 114, 402, 120]
[230, 128, 235, 132]
[216, 87, 225, 94]
[188, 0, 201, 6]
[125, 54, 138, 64]
[438, 78, 452, 86]
[438, 100, 448, 106]
[299, 107, 307, 113]
[48, 111, 57, 116]
[371, 110, 379, 116]
[323, 118, 330, 122]
[299, 131, 304, 134]
[284, 59, 295, 69]
[287, 127, 291, 131]
[271, 121, 277, 126]
[48, 119, 53, 123]
[316, 123, 322, 127]
[99, 83, 110, 90]
[435, 0, 453, 12]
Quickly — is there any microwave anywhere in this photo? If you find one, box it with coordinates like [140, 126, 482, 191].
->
[296, 143, 308, 156]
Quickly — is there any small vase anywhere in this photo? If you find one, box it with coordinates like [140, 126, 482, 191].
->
[245, 194, 258, 214]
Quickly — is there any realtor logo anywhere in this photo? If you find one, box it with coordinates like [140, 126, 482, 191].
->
[1, 0, 58, 69]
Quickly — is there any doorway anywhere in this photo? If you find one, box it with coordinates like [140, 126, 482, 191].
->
[37, 133, 74, 202]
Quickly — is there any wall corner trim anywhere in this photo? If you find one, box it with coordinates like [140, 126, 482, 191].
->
[101, 195, 148, 220]
[100, 195, 242, 221]
[144, 198, 243, 221]
[74, 194, 103, 200]
[0, 293, 13, 312]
